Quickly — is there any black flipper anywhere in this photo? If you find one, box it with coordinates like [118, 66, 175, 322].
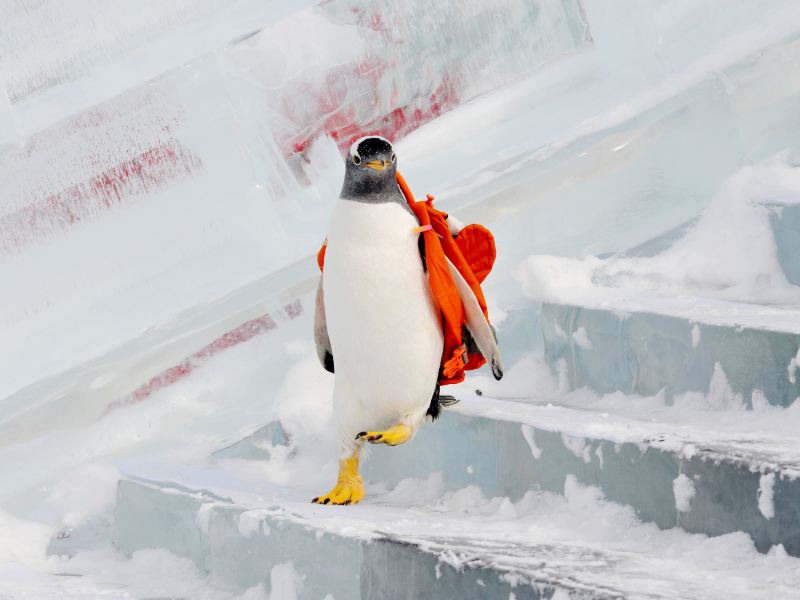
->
[314, 278, 334, 373]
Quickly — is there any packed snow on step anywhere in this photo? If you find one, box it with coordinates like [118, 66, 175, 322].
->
[458, 353, 800, 468]
[517, 154, 800, 309]
[113, 457, 800, 599]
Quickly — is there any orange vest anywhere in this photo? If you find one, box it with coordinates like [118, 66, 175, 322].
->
[317, 171, 496, 385]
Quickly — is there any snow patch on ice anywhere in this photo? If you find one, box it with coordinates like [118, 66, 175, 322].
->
[788, 347, 800, 384]
[273, 340, 334, 444]
[518, 157, 800, 307]
[196, 502, 215, 535]
[556, 358, 570, 394]
[386, 473, 445, 505]
[44, 463, 118, 529]
[572, 327, 592, 350]
[520, 424, 542, 459]
[241, 584, 269, 600]
[758, 473, 776, 520]
[493, 497, 517, 521]
[561, 433, 591, 463]
[707, 363, 745, 411]
[269, 562, 302, 600]
[752, 389, 771, 412]
[452, 352, 557, 400]
[691, 324, 701, 348]
[238, 510, 269, 538]
[673, 473, 696, 513]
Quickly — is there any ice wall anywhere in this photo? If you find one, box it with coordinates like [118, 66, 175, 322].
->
[0, 0, 590, 400]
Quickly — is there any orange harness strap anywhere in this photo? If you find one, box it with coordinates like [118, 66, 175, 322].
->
[396, 172, 490, 383]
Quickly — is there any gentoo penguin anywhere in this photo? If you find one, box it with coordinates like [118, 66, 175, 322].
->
[312, 136, 501, 505]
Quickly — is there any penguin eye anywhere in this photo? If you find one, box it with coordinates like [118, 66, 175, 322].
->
[391, 153, 396, 163]
[352, 155, 361, 165]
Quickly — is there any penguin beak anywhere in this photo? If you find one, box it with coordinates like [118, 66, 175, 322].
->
[364, 160, 388, 171]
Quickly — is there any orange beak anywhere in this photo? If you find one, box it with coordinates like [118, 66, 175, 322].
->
[364, 160, 388, 171]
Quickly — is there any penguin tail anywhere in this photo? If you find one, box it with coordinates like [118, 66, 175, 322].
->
[426, 383, 460, 421]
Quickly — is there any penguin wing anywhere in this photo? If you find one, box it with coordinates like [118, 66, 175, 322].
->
[314, 277, 334, 373]
[445, 257, 504, 380]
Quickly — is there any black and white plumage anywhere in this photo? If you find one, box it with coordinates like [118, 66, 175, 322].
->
[315, 136, 443, 457]
[311, 136, 501, 505]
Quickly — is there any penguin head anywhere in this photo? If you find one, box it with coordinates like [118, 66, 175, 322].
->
[340, 136, 398, 200]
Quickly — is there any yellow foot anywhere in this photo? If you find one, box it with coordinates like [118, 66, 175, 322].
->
[356, 424, 412, 446]
[311, 455, 364, 506]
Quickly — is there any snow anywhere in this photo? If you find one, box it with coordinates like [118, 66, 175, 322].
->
[518, 157, 800, 326]
[267, 563, 301, 600]
[673, 474, 696, 513]
[571, 327, 592, 350]
[691, 324, 701, 348]
[520, 425, 542, 459]
[789, 348, 800, 384]
[238, 510, 270, 538]
[705, 363, 746, 411]
[759, 473, 777, 520]
[457, 354, 800, 476]
[116, 458, 800, 599]
[561, 433, 592, 464]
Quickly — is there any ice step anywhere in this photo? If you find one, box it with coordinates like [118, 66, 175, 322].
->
[208, 397, 800, 557]
[114, 467, 798, 600]
[541, 297, 800, 408]
[770, 200, 800, 287]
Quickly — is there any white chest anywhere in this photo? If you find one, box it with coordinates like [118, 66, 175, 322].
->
[323, 200, 442, 401]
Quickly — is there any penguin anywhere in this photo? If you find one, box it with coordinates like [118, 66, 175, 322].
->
[312, 136, 501, 506]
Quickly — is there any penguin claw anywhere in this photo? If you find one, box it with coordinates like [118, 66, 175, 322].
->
[355, 425, 412, 446]
[310, 484, 364, 506]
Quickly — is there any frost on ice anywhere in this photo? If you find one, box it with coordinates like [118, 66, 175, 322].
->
[572, 326, 592, 350]
[758, 473, 776, 520]
[521, 424, 542, 459]
[673, 473, 696, 513]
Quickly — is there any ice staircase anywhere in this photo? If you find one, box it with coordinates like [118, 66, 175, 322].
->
[111, 392, 800, 599]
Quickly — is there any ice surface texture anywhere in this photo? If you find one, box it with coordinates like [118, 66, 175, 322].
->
[542, 303, 800, 408]
[771, 203, 800, 287]
[0, 0, 589, 403]
[113, 394, 800, 598]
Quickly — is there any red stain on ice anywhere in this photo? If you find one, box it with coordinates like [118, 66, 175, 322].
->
[1, 139, 202, 253]
[290, 73, 459, 156]
[103, 300, 305, 415]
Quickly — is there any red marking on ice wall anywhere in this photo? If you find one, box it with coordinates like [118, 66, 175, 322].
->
[288, 67, 459, 157]
[0, 139, 202, 253]
[103, 300, 305, 415]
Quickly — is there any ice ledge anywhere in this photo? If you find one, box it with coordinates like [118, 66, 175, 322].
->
[113, 471, 795, 599]
[113, 394, 800, 560]
[541, 301, 800, 408]
[112, 478, 586, 599]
